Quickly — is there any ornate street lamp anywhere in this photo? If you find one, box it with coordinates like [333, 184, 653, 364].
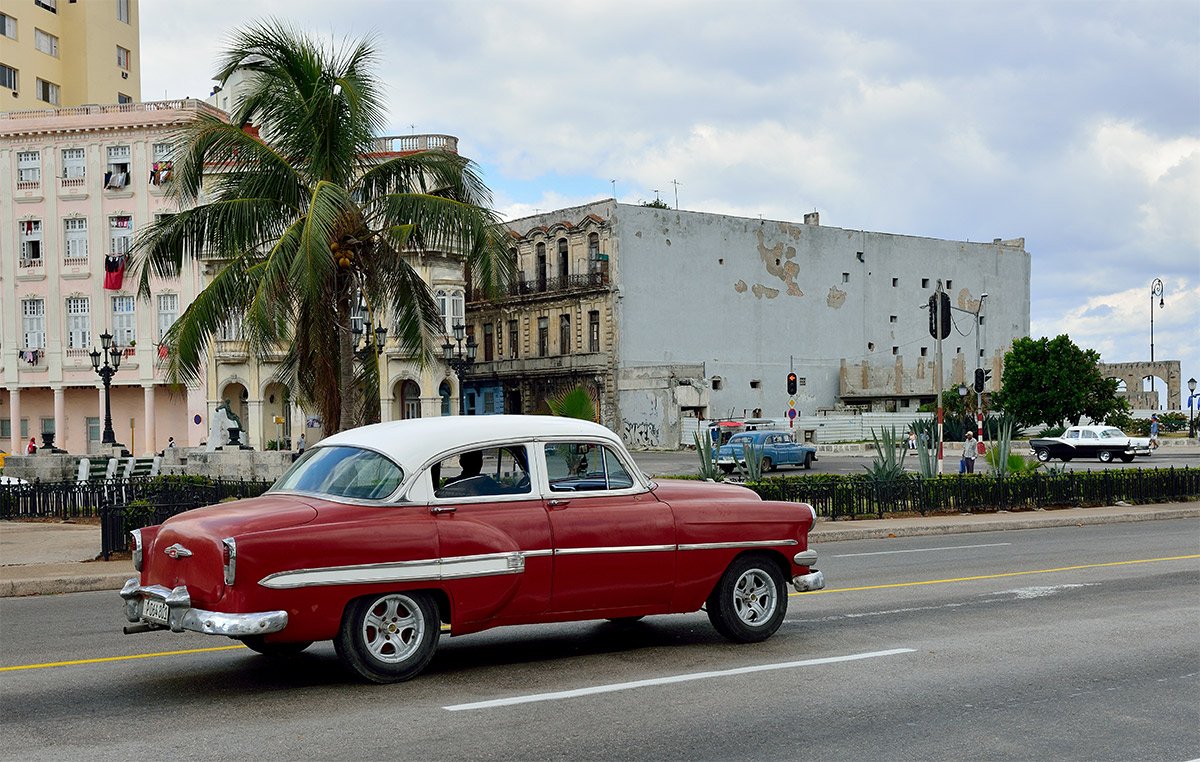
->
[90, 331, 124, 447]
[1188, 377, 1197, 439]
[441, 323, 477, 415]
[1150, 278, 1164, 362]
[352, 321, 388, 357]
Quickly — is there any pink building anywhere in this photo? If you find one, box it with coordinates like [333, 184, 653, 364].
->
[1, 100, 217, 456]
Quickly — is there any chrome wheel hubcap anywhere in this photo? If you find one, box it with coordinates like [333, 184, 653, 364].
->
[361, 594, 425, 664]
[733, 569, 777, 625]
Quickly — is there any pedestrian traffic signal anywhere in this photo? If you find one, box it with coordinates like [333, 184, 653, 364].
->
[973, 367, 991, 392]
[787, 372, 798, 395]
[927, 292, 952, 339]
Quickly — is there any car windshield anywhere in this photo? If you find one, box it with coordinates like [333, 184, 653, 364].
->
[272, 446, 404, 501]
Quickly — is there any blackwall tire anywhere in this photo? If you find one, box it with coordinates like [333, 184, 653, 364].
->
[760, 457, 773, 472]
[804, 453, 813, 470]
[706, 554, 787, 643]
[334, 591, 440, 684]
[1098, 450, 1114, 463]
[1035, 448, 1051, 462]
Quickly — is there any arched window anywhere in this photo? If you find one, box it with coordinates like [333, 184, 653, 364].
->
[557, 238, 569, 285]
[401, 381, 422, 419]
[435, 289, 449, 335]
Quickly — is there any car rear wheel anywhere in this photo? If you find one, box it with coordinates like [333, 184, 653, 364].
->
[719, 465, 734, 474]
[760, 457, 773, 472]
[1120, 454, 1135, 463]
[240, 636, 312, 657]
[706, 554, 787, 643]
[1034, 448, 1051, 462]
[1098, 450, 1114, 463]
[335, 591, 440, 683]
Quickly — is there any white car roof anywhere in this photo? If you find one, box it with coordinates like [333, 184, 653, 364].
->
[317, 415, 625, 467]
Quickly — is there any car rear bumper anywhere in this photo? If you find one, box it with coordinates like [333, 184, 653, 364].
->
[120, 578, 287, 637]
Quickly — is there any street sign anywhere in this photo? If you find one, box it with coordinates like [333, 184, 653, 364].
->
[787, 408, 797, 419]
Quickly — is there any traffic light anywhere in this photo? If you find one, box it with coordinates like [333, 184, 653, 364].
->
[973, 368, 992, 392]
[786, 372, 798, 395]
[927, 292, 951, 339]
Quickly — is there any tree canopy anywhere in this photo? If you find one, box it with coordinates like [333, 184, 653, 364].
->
[133, 20, 510, 433]
[992, 335, 1129, 429]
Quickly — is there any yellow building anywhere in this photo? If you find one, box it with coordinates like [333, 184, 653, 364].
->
[1, 0, 141, 111]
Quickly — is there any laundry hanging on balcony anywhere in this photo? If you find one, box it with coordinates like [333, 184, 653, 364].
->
[104, 254, 127, 290]
[149, 161, 173, 186]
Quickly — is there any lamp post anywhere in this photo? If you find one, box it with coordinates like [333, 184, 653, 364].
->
[351, 319, 387, 425]
[441, 323, 477, 415]
[90, 331, 123, 447]
[1150, 278, 1163, 362]
[1188, 377, 1197, 439]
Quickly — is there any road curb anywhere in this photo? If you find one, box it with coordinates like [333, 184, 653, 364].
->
[1, 571, 132, 598]
[810, 506, 1200, 543]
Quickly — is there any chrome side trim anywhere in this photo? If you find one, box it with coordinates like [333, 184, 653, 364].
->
[554, 544, 675, 556]
[120, 578, 287, 636]
[257, 551, 526, 590]
[678, 539, 798, 551]
[222, 538, 237, 585]
[130, 529, 143, 571]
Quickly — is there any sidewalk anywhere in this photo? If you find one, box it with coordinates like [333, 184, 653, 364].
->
[2, 501, 1198, 597]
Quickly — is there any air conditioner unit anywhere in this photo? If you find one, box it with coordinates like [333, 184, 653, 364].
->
[121, 71, 128, 79]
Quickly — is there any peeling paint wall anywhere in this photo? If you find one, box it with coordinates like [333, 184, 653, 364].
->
[611, 205, 1030, 423]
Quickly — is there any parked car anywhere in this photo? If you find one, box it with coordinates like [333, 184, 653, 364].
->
[715, 430, 817, 474]
[1028, 425, 1152, 463]
[121, 415, 824, 683]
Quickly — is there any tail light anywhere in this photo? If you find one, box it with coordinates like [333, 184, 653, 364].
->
[130, 529, 143, 571]
[222, 538, 237, 585]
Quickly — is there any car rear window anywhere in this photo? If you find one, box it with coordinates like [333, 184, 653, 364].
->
[272, 446, 404, 500]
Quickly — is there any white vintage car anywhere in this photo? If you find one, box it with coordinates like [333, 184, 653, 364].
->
[1028, 425, 1152, 463]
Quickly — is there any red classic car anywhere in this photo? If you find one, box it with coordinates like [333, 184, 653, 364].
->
[121, 415, 824, 683]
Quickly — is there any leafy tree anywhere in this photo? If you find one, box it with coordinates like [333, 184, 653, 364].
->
[133, 21, 510, 433]
[641, 197, 671, 209]
[992, 335, 1129, 429]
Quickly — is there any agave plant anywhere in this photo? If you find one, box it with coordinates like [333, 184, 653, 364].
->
[693, 431, 725, 482]
[736, 440, 765, 481]
[910, 417, 940, 478]
[865, 426, 908, 482]
[988, 413, 1018, 478]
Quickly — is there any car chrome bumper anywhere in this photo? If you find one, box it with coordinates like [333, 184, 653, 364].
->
[791, 550, 825, 592]
[120, 578, 287, 637]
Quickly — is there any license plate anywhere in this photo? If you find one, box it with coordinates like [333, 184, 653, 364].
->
[142, 598, 170, 625]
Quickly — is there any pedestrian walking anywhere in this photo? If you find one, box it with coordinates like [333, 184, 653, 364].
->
[960, 431, 978, 474]
[297, 432, 306, 455]
[1149, 414, 1160, 450]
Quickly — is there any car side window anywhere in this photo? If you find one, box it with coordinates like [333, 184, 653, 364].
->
[544, 443, 635, 492]
[433, 446, 531, 499]
[1081, 430, 1097, 439]
[1066, 430, 1080, 440]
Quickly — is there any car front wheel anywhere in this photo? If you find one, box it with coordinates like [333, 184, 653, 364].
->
[707, 554, 787, 643]
[1098, 450, 1114, 463]
[1034, 448, 1051, 462]
[335, 591, 440, 683]
[803, 452, 814, 470]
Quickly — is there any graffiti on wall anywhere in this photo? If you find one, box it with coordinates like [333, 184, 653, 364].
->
[622, 420, 661, 449]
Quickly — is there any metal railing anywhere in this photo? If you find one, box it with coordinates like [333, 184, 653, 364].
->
[475, 272, 610, 301]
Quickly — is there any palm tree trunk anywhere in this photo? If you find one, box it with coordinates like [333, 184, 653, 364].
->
[336, 283, 357, 432]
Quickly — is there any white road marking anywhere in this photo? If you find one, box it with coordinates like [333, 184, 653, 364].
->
[992, 583, 1095, 599]
[832, 542, 1012, 558]
[443, 647, 916, 711]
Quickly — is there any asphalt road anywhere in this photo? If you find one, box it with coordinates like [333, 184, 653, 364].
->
[632, 448, 1200, 477]
[2, 519, 1197, 761]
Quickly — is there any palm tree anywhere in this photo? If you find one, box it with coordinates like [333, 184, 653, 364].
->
[133, 20, 510, 433]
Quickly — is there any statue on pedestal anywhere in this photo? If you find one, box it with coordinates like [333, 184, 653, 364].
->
[206, 399, 249, 451]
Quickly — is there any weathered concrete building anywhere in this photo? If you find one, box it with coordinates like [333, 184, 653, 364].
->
[466, 200, 1031, 448]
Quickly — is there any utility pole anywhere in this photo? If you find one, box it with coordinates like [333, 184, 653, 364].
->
[975, 293, 987, 446]
[670, 179, 682, 209]
[935, 281, 945, 475]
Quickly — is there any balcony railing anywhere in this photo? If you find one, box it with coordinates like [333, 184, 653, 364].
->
[368, 134, 459, 155]
[16, 180, 41, 191]
[18, 256, 44, 269]
[0, 98, 227, 122]
[472, 272, 610, 302]
[59, 176, 86, 190]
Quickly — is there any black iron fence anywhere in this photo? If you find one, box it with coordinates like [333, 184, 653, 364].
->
[0, 476, 273, 559]
[746, 467, 1200, 520]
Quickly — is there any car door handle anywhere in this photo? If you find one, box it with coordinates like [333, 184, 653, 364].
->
[431, 505, 457, 514]
[547, 499, 571, 509]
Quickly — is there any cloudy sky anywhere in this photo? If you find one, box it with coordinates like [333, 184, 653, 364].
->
[140, 0, 1199, 408]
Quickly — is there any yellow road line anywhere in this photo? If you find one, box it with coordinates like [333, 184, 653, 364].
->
[5, 554, 1197, 673]
[792, 554, 1200, 596]
[0, 645, 244, 672]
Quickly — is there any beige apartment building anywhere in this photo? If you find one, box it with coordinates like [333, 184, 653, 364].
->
[1, 99, 214, 456]
[1, 0, 141, 111]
